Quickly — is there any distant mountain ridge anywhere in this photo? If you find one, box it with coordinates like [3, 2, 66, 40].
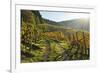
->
[58, 18, 90, 31]
[43, 18, 90, 31]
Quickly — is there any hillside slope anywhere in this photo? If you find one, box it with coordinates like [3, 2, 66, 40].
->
[58, 18, 90, 31]
[21, 10, 90, 63]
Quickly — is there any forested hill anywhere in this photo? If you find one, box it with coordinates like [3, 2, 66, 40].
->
[43, 18, 58, 25]
[21, 10, 43, 24]
[21, 10, 57, 26]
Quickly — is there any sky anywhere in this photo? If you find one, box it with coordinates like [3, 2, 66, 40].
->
[40, 11, 89, 22]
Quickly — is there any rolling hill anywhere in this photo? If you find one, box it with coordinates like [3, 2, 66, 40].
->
[58, 18, 90, 31]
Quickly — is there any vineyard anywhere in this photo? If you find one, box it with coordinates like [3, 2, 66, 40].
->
[21, 10, 90, 63]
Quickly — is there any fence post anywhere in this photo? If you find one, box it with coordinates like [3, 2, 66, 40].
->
[82, 32, 87, 54]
